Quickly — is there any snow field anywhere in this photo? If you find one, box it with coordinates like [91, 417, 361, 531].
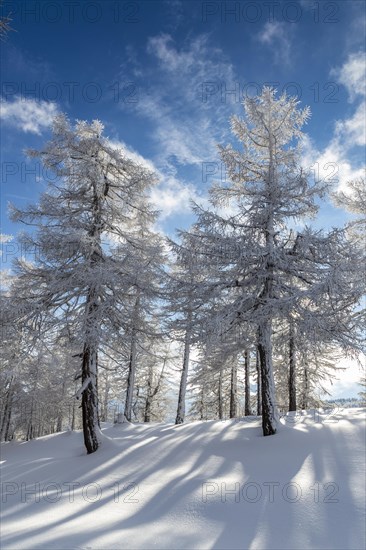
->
[1, 408, 365, 549]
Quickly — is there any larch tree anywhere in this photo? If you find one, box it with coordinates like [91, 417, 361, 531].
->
[333, 177, 366, 240]
[243, 348, 252, 416]
[10, 115, 158, 453]
[186, 88, 331, 435]
[112, 225, 166, 423]
[167, 234, 207, 425]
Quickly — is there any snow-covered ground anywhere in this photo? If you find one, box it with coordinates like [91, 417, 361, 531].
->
[1, 408, 365, 550]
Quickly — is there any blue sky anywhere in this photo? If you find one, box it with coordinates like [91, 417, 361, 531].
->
[1, 0, 365, 397]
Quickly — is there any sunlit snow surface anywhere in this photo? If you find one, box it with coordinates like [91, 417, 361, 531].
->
[1, 408, 365, 549]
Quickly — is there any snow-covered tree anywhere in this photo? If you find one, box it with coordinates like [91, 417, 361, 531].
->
[183, 88, 335, 435]
[111, 226, 166, 422]
[0, 0, 13, 41]
[333, 177, 366, 242]
[10, 116, 158, 453]
[167, 235, 207, 425]
[358, 375, 366, 404]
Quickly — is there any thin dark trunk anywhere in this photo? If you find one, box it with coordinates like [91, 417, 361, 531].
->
[124, 293, 140, 422]
[301, 366, 309, 410]
[57, 363, 68, 432]
[244, 349, 251, 416]
[144, 398, 152, 423]
[218, 369, 223, 420]
[26, 395, 35, 441]
[175, 315, 192, 425]
[199, 386, 205, 421]
[144, 366, 153, 422]
[288, 322, 297, 412]
[71, 381, 77, 430]
[4, 406, 12, 441]
[256, 347, 262, 416]
[124, 333, 137, 422]
[229, 362, 237, 418]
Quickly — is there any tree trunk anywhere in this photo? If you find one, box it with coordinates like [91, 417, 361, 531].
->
[145, 358, 166, 423]
[26, 358, 41, 441]
[81, 342, 100, 453]
[124, 292, 141, 422]
[132, 385, 140, 420]
[71, 381, 77, 431]
[57, 363, 68, 432]
[144, 365, 153, 422]
[175, 322, 191, 424]
[199, 385, 205, 421]
[218, 368, 224, 420]
[256, 347, 262, 416]
[288, 322, 297, 412]
[80, 285, 101, 454]
[100, 372, 110, 423]
[26, 397, 34, 441]
[257, 114, 279, 436]
[144, 396, 152, 423]
[244, 349, 251, 416]
[258, 322, 278, 435]
[301, 366, 309, 410]
[124, 331, 137, 422]
[80, 174, 108, 453]
[229, 361, 237, 418]
[3, 401, 13, 441]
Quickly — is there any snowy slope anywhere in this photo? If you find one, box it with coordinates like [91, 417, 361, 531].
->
[1, 409, 365, 550]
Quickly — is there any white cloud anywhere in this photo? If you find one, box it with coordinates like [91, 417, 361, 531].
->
[119, 34, 238, 169]
[114, 33, 241, 223]
[257, 22, 293, 66]
[335, 102, 366, 147]
[301, 134, 365, 194]
[150, 177, 198, 218]
[331, 51, 366, 102]
[301, 52, 366, 195]
[147, 33, 211, 75]
[0, 97, 58, 134]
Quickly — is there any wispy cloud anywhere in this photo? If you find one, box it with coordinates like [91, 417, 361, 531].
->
[140, 33, 238, 165]
[0, 97, 58, 134]
[115, 33, 240, 221]
[257, 22, 294, 66]
[302, 52, 366, 194]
